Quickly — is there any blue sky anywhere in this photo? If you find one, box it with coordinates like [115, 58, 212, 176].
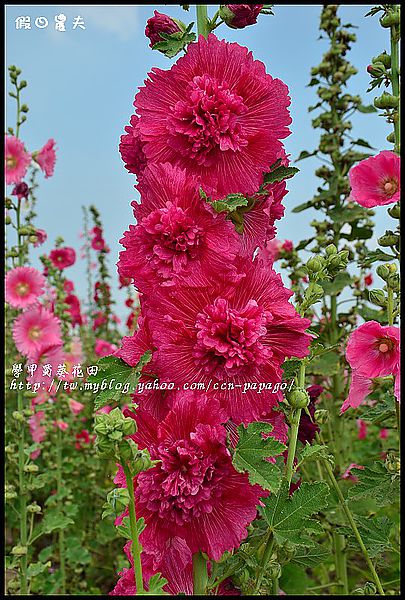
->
[5, 5, 391, 321]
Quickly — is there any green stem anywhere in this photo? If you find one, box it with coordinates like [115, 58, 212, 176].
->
[390, 14, 400, 153]
[123, 464, 144, 593]
[56, 424, 66, 594]
[17, 391, 28, 595]
[15, 85, 21, 138]
[196, 5, 209, 38]
[318, 441, 385, 595]
[285, 362, 306, 484]
[333, 531, 349, 595]
[254, 532, 277, 595]
[387, 287, 394, 326]
[192, 551, 208, 595]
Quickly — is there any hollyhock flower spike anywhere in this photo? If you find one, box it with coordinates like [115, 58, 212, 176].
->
[13, 306, 62, 358]
[119, 393, 263, 561]
[5, 267, 46, 309]
[146, 258, 312, 422]
[5, 135, 31, 185]
[348, 150, 400, 208]
[118, 163, 241, 291]
[135, 34, 291, 199]
[35, 138, 57, 178]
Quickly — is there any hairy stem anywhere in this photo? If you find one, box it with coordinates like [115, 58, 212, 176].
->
[192, 551, 208, 595]
[123, 464, 144, 593]
[333, 531, 349, 595]
[390, 13, 400, 153]
[56, 423, 66, 594]
[196, 5, 209, 38]
[253, 532, 275, 594]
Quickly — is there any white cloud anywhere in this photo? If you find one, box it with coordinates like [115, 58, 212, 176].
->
[74, 5, 139, 41]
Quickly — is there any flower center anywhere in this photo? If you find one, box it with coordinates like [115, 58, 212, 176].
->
[28, 326, 41, 341]
[141, 203, 203, 277]
[6, 156, 17, 169]
[376, 337, 395, 354]
[168, 75, 248, 167]
[16, 282, 30, 297]
[382, 178, 398, 197]
[137, 439, 226, 526]
[193, 298, 272, 378]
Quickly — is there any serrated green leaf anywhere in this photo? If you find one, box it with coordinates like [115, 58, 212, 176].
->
[30, 513, 74, 544]
[116, 516, 146, 539]
[281, 359, 301, 380]
[263, 166, 299, 185]
[348, 462, 400, 507]
[233, 422, 286, 493]
[298, 444, 334, 467]
[210, 193, 249, 214]
[329, 204, 367, 224]
[360, 249, 396, 267]
[290, 544, 330, 568]
[27, 562, 49, 578]
[307, 352, 340, 376]
[361, 394, 396, 424]
[146, 573, 169, 595]
[342, 516, 393, 558]
[357, 104, 378, 113]
[260, 481, 329, 546]
[88, 352, 152, 410]
[320, 272, 351, 295]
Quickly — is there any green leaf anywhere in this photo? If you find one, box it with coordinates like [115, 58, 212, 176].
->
[360, 249, 396, 267]
[296, 150, 318, 162]
[146, 573, 169, 595]
[30, 513, 74, 544]
[291, 198, 319, 213]
[65, 541, 91, 565]
[38, 546, 54, 563]
[351, 138, 375, 150]
[116, 516, 146, 539]
[290, 544, 331, 568]
[348, 462, 400, 507]
[152, 29, 196, 58]
[27, 562, 49, 578]
[329, 204, 367, 224]
[295, 237, 315, 251]
[361, 394, 396, 424]
[88, 352, 152, 410]
[263, 165, 299, 185]
[307, 352, 340, 376]
[357, 104, 378, 113]
[281, 359, 301, 381]
[210, 193, 249, 214]
[279, 563, 312, 594]
[298, 444, 334, 467]
[260, 481, 330, 546]
[233, 422, 286, 493]
[342, 226, 373, 241]
[320, 272, 352, 295]
[357, 305, 387, 324]
[342, 516, 393, 558]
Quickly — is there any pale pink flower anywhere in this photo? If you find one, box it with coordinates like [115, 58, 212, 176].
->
[342, 463, 365, 482]
[349, 150, 400, 208]
[33, 228, 47, 247]
[95, 339, 117, 357]
[5, 266, 46, 309]
[36, 139, 57, 178]
[27, 344, 65, 386]
[68, 399, 85, 415]
[54, 420, 69, 431]
[13, 306, 62, 357]
[340, 372, 374, 414]
[5, 135, 31, 185]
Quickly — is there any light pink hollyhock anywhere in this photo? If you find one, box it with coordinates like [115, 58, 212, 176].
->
[119, 114, 147, 178]
[36, 139, 57, 178]
[257, 238, 283, 265]
[95, 339, 117, 357]
[145, 258, 312, 423]
[54, 420, 69, 431]
[120, 394, 263, 561]
[13, 306, 62, 358]
[69, 398, 84, 415]
[5, 135, 31, 185]
[26, 344, 65, 386]
[118, 163, 240, 291]
[145, 10, 181, 47]
[357, 419, 368, 440]
[29, 410, 46, 458]
[5, 266, 46, 309]
[49, 247, 76, 270]
[346, 320, 400, 382]
[340, 372, 374, 414]
[135, 34, 291, 199]
[342, 463, 365, 482]
[34, 228, 47, 247]
[221, 4, 263, 29]
[348, 150, 400, 208]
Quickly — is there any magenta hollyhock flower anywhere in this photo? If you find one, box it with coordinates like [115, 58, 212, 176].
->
[257, 238, 283, 264]
[348, 150, 400, 208]
[379, 428, 389, 440]
[119, 114, 147, 178]
[221, 5, 263, 29]
[5, 135, 31, 185]
[145, 258, 311, 422]
[26, 344, 65, 386]
[64, 294, 83, 327]
[120, 394, 263, 561]
[95, 338, 117, 357]
[135, 34, 291, 199]
[340, 372, 374, 414]
[282, 239, 293, 253]
[36, 139, 57, 178]
[357, 419, 368, 440]
[11, 181, 29, 201]
[75, 429, 94, 450]
[13, 306, 62, 358]
[63, 280, 75, 294]
[92, 311, 107, 331]
[5, 266, 46, 309]
[54, 420, 69, 431]
[49, 247, 76, 270]
[29, 410, 46, 458]
[364, 273, 373, 286]
[145, 10, 181, 47]
[33, 228, 47, 247]
[346, 321, 400, 379]
[118, 163, 240, 291]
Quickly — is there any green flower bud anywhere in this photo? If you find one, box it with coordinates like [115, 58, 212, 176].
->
[122, 418, 137, 437]
[374, 92, 399, 109]
[363, 582, 377, 595]
[380, 11, 400, 28]
[132, 449, 155, 475]
[11, 545, 27, 556]
[94, 422, 108, 436]
[387, 263, 397, 274]
[286, 388, 310, 409]
[12, 410, 25, 423]
[325, 244, 337, 256]
[307, 256, 324, 273]
[5, 491, 18, 501]
[369, 289, 387, 307]
[27, 503, 42, 514]
[387, 203, 400, 219]
[372, 52, 391, 68]
[24, 463, 39, 473]
[376, 264, 391, 280]
[5, 215, 12, 225]
[378, 232, 399, 246]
